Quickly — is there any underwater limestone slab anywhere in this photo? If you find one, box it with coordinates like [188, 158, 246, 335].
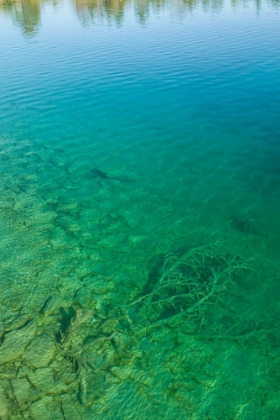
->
[40, 296, 69, 316]
[11, 377, 31, 406]
[27, 210, 57, 227]
[97, 232, 128, 248]
[4, 314, 32, 332]
[129, 369, 153, 387]
[58, 202, 80, 216]
[128, 235, 148, 244]
[0, 320, 37, 364]
[111, 366, 133, 381]
[27, 368, 66, 394]
[105, 373, 121, 384]
[75, 287, 93, 308]
[0, 364, 17, 381]
[0, 322, 4, 337]
[23, 334, 56, 368]
[89, 278, 111, 295]
[51, 226, 73, 245]
[59, 371, 77, 385]
[60, 393, 81, 420]
[0, 386, 9, 420]
[48, 360, 63, 372]
[29, 398, 50, 420]
[1, 377, 14, 400]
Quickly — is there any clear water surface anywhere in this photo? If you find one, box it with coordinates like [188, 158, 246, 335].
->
[0, 0, 280, 418]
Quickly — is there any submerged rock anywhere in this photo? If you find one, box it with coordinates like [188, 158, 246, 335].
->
[27, 368, 66, 394]
[29, 398, 50, 420]
[5, 314, 32, 332]
[0, 320, 37, 364]
[60, 394, 81, 420]
[23, 334, 56, 368]
[75, 287, 92, 308]
[11, 377, 30, 406]
[0, 386, 9, 420]
[111, 366, 132, 380]
[27, 368, 55, 393]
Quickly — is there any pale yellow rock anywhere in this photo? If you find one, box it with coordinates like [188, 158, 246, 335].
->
[0, 320, 37, 364]
[23, 334, 56, 368]
[11, 377, 30, 406]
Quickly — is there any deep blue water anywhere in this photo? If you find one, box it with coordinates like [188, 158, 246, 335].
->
[0, 0, 280, 418]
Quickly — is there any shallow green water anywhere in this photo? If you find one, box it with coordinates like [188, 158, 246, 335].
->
[0, 0, 280, 418]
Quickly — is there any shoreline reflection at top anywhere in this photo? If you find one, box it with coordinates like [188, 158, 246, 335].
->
[0, 0, 279, 35]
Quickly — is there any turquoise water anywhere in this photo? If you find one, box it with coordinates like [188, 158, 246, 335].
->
[0, 0, 280, 418]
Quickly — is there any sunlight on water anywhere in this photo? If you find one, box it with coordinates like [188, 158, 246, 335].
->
[0, 0, 280, 418]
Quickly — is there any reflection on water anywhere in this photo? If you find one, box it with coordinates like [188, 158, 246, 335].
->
[1, 0, 279, 34]
[0, 0, 47, 35]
